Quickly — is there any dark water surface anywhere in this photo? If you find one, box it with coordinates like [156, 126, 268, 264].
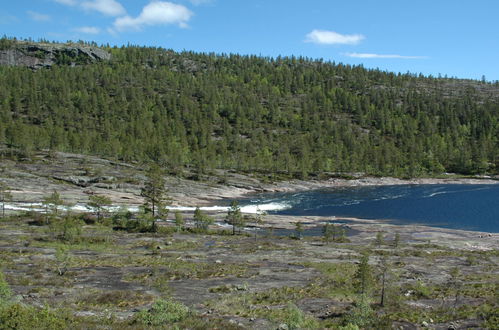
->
[238, 184, 499, 233]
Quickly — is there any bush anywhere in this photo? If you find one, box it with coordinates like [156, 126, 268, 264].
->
[0, 272, 11, 303]
[135, 299, 189, 326]
[282, 303, 305, 329]
[48, 216, 83, 243]
[270, 303, 319, 330]
[343, 295, 374, 328]
[0, 304, 75, 329]
[412, 280, 432, 298]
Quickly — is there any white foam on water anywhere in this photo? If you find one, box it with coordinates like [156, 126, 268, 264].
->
[240, 202, 291, 214]
[4, 201, 291, 215]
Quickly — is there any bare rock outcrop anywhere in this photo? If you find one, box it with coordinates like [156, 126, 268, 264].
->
[0, 42, 111, 69]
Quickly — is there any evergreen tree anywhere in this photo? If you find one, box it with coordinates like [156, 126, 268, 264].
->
[193, 207, 213, 231]
[354, 252, 374, 295]
[0, 182, 12, 218]
[295, 221, 304, 239]
[226, 201, 243, 235]
[141, 164, 169, 217]
[88, 194, 112, 221]
[42, 190, 65, 223]
[374, 232, 384, 247]
[174, 210, 184, 232]
[322, 223, 333, 244]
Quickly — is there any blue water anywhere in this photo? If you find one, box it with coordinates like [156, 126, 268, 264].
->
[238, 184, 499, 233]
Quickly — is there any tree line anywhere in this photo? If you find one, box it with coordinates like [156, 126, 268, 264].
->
[0, 39, 497, 178]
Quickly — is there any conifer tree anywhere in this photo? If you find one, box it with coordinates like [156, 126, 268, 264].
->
[88, 194, 112, 221]
[226, 201, 243, 235]
[0, 182, 12, 218]
[141, 164, 169, 217]
[42, 190, 65, 224]
[354, 252, 374, 296]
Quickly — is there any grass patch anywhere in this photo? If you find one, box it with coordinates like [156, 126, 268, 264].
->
[77, 289, 156, 309]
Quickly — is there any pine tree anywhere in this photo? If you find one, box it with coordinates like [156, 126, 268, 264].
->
[295, 221, 303, 239]
[0, 182, 12, 218]
[141, 164, 169, 217]
[174, 210, 184, 232]
[354, 252, 374, 295]
[323, 223, 333, 244]
[42, 190, 65, 223]
[226, 201, 243, 235]
[193, 207, 213, 231]
[88, 194, 112, 221]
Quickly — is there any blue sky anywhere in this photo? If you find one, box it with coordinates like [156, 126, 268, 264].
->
[1, 0, 498, 81]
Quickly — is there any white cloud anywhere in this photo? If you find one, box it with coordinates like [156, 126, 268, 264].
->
[113, 1, 193, 31]
[53, 0, 78, 5]
[81, 0, 126, 16]
[27, 11, 51, 22]
[74, 26, 101, 34]
[343, 52, 428, 59]
[305, 29, 364, 45]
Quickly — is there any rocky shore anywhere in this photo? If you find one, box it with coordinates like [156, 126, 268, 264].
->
[1, 151, 497, 209]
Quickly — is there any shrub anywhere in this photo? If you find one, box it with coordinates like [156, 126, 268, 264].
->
[0, 272, 11, 303]
[0, 304, 74, 329]
[282, 303, 305, 329]
[271, 303, 319, 330]
[343, 295, 374, 328]
[48, 216, 83, 243]
[135, 299, 189, 326]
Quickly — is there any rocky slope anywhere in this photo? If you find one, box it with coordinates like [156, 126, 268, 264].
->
[0, 41, 111, 69]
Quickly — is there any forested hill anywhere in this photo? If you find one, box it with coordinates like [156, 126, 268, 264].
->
[0, 39, 498, 178]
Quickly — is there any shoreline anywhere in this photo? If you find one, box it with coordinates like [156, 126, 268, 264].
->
[168, 175, 499, 207]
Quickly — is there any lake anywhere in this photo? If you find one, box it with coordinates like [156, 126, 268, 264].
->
[237, 184, 499, 233]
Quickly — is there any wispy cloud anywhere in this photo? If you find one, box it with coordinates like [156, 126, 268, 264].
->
[81, 0, 126, 16]
[74, 26, 101, 34]
[54, 0, 125, 16]
[343, 52, 428, 59]
[27, 11, 51, 22]
[305, 29, 364, 45]
[113, 1, 193, 31]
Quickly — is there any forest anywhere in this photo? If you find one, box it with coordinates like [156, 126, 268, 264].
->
[1, 38, 498, 178]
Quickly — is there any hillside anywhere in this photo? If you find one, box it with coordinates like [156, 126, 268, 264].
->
[0, 38, 498, 178]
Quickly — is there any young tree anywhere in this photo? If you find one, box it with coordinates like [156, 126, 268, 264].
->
[379, 256, 388, 307]
[226, 201, 243, 235]
[374, 231, 384, 247]
[141, 164, 169, 217]
[354, 252, 374, 296]
[295, 221, 303, 239]
[0, 182, 12, 218]
[393, 232, 401, 248]
[323, 223, 333, 244]
[42, 190, 65, 224]
[55, 245, 71, 276]
[193, 207, 213, 231]
[88, 194, 112, 221]
[448, 267, 461, 310]
[338, 226, 347, 242]
[174, 210, 184, 232]
[254, 206, 265, 241]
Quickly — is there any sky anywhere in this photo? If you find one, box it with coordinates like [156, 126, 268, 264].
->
[1, 0, 498, 81]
